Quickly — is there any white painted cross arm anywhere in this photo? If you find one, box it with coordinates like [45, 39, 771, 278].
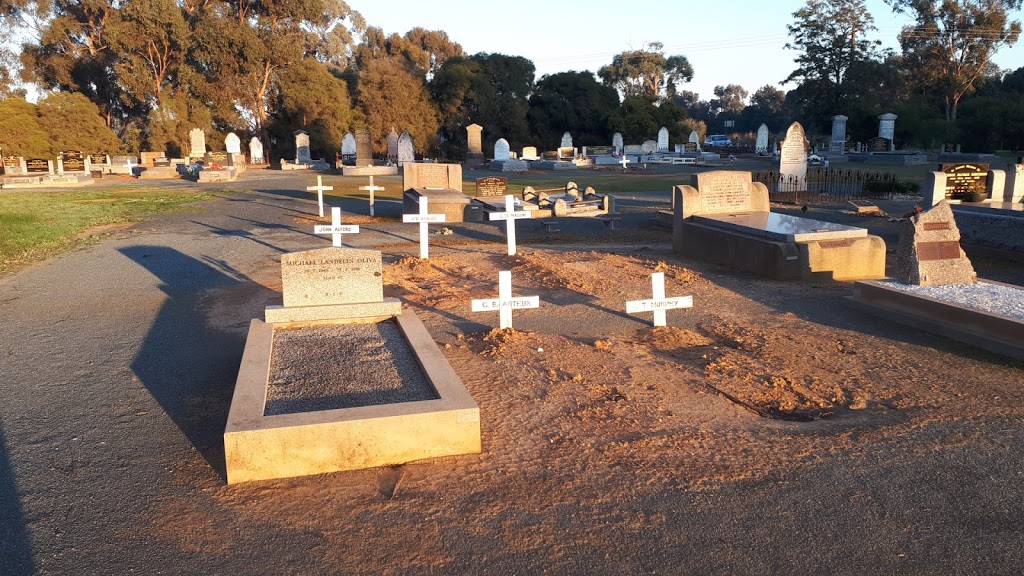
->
[306, 175, 334, 217]
[625, 272, 693, 327]
[471, 270, 539, 330]
[402, 196, 446, 258]
[488, 195, 532, 255]
[314, 207, 359, 247]
[359, 175, 385, 216]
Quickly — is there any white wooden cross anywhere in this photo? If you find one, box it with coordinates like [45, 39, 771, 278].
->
[125, 157, 136, 176]
[306, 175, 333, 217]
[402, 196, 446, 258]
[313, 207, 359, 247]
[487, 195, 532, 255]
[360, 175, 386, 216]
[619, 154, 630, 171]
[625, 272, 693, 327]
[471, 270, 540, 330]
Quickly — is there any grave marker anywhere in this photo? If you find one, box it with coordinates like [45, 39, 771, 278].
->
[307, 175, 333, 217]
[359, 175, 385, 216]
[487, 195, 531, 255]
[780, 122, 809, 189]
[402, 196, 446, 258]
[894, 201, 976, 285]
[626, 272, 693, 327]
[314, 207, 360, 247]
[471, 270, 540, 330]
[619, 155, 631, 171]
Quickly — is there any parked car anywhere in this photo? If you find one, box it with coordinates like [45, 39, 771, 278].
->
[704, 134, 733, 146]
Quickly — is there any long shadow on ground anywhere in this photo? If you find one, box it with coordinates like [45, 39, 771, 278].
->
[0, 421, 33, 575]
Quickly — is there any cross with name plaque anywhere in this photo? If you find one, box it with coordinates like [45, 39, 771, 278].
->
[360, 175, 385, 216]
[314, 207, 359, 247]
[306, 175, 333, 217]
[487, 195, 532, 255]
[402, 196, 446, 258]
[625, 272, 693, 327]
[471, 270, 540, 330]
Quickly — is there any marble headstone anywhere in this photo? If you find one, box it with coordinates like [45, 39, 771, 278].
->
[466, 124, 483, 155]
[689, 171, 770, 215]
[355, 128, 371, 166]
[280, 247, 385, 308]
[387, 128, 400, 160]
[341, 133, 356, 156]
[612, 132, 623, 153]
[397, 131, 414, 165]
[657, 127, 669, 152]
[755, 124, 769, 154]
[830, 115, 848, 154]
[294, 130, 312, 163]
[779, 122, 809, 187]
[521, 146, 538, 160]
[225, 132, 241, 154]
[494, 138, 510, 161]
[878, 113, 897, 150]
[189, 128, 206, 158]
[249, 137, 264, 164]
[641, 140, 658, 154]
[688, 131, 701, 152]
[561, 132, 572, 148]
[894, 201, 976, 286]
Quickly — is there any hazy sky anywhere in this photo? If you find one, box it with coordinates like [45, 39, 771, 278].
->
[354, 0, 1024, 100]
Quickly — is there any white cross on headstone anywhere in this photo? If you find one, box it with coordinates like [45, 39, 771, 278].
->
[487, 195, 532, 255]
[313, 207, 359, 247]
[626, 272, 693, 327]
[306, 175, 334, 218]
[619, 154, 630, 171]
[402, 196, 446, 258]
[360, 175, 386, 216]
[471, 270, 540, 330]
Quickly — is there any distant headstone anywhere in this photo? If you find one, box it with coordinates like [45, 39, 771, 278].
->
[755, 124, 769, 154]
[641, 140, 658, 154]
[341, 133, 357, 156]
[612, 132, 623, 154]
[684, 142, 698, 153]
[868, 137, 891, 153]
[558, 147, 576, 160]
[521, 146, 538, 160]
[688, 131, 701, 152]
[26, 158, 50, 174]
[779, 122, 809, 188]
[657, 127, 669, 152]
[355, 128, 372, 167]
[294, 130, 312, 164]
[225, 132, 241, 154]
[279, 247, 382, 308]
[475, 176, 509, 197]
[466, 124, 483, 156]
[830, 115, 848, 154]
[189, 128, 206, 158]
[249, 137, 264, 164]
[560, 132, 572, 148]
[387, 128, 400, 160]
[494, 138, 510, 161]
[878, 113, 897, 150]
[894, 201, 976, 286]
[397, 131, 415, 165]
[60, 150, 85, 173]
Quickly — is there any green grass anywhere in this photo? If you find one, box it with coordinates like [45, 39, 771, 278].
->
[0, 187, 213, 273]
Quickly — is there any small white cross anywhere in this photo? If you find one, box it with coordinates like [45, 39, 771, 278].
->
[471, 270, 540, 330]
[359, 175, 386, 216]
[619, 155, 630, 171]
[626, 272, 693, 327]
[306, 175, 334, 217]
[402, 196, 446, 258]
[314, 207, 359, 247]
[125, 158, 136, 175]
[487, 195, 532, 255]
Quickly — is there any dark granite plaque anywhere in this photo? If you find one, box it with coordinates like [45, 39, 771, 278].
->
[587, 146, 613, 156]
[89, 154, 107, 164]
[475, 177, 508, 197]
[684, 142, 698, 152]
[917, 240, 961, 261]
[61, 150, 85, 171]
[26, 158, 49, 173]
[868, 137, 891, 153]
[942, 163, 989, 199]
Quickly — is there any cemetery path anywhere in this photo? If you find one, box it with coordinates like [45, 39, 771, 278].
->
[1, 177, 1023, 574]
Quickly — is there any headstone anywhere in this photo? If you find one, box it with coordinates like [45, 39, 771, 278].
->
[561, 132, 573, 148]
[894, 201, 976, 286]
[476, 176, 509, 197]
[279, 246, 381, 308]
[60, 150, 85, 173]
[487, 195, 531, 255]
[341, 133, 357, 156]
[140, 151, 165, 166]
[688, 131, 701, 152]
[249, 137, 264, 164]
[294, 130, 312, 164]
[466, 124, 483, 156]
[521, 146, 539, 161]
[387, 128, 400, 160]
[868, 137, 891, 153]
[402, 196, 446, 259]
[355, 128, 372, 167]
[25, 158, 50, 174]
[878, 113, 897, 150]
[397, 131, 414, 165]
[1004, 163, 1024, 203]
[779, 122, 809, 189]
[626, 272, 694, 327]
[641, 140, 658, 154]
[613, 132, 624, 154]
[942, 163, 990, 201]
[225, 132, 241, 154]
[189, 128, 206, 158]
[755, 124, 769, 154]
[494, 138, 510, 161]
[314, 206, 359, 247]
[830, 115, 848, 154]
[684, 142, 698, 153]
[471, 270, 540, 330]
[681, 171, 770, 218]
[657, 127, 669, 152]
[306, 175, 333, 217]
[558, 147, 576, 160]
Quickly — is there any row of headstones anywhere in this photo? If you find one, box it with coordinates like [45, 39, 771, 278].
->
[189, 128, 265, 164]
[339, 128, 415, 165]
[828, 113, 898, 155]
[2, 151, 112, 175]
[923, 161, 1024, 205]
[475, 126, 718, 162]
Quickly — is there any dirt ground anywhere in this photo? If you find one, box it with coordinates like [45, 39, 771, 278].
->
[2, 171, 1024, 575]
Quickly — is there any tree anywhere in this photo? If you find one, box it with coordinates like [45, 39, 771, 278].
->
[272, 58, 355, 158]
[741, 84, 787, 131]
[785, 0, 880, 113]
[357, 56, 438, 155]
[527, 71, 619, 149]
[607, 96, 686, 144]
[885, 0, 1022, 121]
[0, 98, 50, 157]
[598, 42, 693, 100]
[710, 84, 748, 115]
[37, 91, 122, 154]
[105, 0, 191, 107]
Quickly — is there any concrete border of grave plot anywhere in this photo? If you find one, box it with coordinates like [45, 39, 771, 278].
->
[224, 311, 481, 484]
[847, 279, 1024, 361]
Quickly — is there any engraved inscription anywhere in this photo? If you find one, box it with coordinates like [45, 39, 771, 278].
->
[699, 175, 752, 213]
[917, 240, 961, 261]
[415, 164, 451, 188]
[475, 177, 508, 197]
[923, 221, 951, 231]
[818, 239, 853, 249]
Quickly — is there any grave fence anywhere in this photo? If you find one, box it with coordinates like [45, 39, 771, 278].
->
[752, 168, 902, 204]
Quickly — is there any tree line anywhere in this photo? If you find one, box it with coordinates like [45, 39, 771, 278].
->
[0, 0, 1020, 159]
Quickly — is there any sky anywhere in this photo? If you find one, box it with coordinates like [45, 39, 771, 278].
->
[353, 0, 1024, 100]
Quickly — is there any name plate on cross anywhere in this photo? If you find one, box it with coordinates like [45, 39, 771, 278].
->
[402, 196, 446, 258]
[314, 207, 359, 246]
[625, 272, 693, 327]
[471, 270, 540, 330]
[487, 195, 532, 255]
